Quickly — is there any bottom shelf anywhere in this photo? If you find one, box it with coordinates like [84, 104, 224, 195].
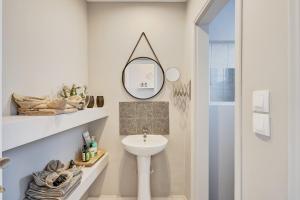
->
[66, 153, 109, 200]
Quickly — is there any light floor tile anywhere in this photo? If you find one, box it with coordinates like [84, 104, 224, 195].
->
[88, 195, 187, 200]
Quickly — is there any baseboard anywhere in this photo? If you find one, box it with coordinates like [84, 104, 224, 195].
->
[88, 195, 187, 200]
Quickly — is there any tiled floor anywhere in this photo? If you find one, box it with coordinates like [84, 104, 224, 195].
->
[88, 195, 187, 200]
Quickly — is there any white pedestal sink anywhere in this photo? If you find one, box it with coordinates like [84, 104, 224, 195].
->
[122, 135, 168, 200]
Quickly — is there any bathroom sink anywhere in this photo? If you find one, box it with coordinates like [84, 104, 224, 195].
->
[122, 134, 168, 200]
[122, 134, 168, 156]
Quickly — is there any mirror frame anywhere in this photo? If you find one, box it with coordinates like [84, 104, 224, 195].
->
[122, 56, 165, 100]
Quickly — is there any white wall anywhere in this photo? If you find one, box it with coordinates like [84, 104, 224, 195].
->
[241, 0, 288, 199]
[2, 0, 88, 115]
[87, 2, 188, 197]
[2, 0, 89, 199]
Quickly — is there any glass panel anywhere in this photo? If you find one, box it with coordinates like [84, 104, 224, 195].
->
[210, 43, 228, 68]
[210, 68, 235, 102]
[209, 41, 235, 103]
[227, 43, 235, 68]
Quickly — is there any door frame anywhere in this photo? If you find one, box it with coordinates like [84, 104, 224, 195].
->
[0, 0, 3, 198]
[288, 0, 300, 199]
[191, 0, 243, 199]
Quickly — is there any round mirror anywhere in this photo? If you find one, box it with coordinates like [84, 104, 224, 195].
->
[166, 67, 180, 82]
[122, 57, 165, 100]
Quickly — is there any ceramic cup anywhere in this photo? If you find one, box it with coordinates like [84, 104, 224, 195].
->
[96, 96, 104, 107]
[87, 96, 95, 108]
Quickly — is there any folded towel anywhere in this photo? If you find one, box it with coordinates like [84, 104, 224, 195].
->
[25, 174, 81, 199]
[24, 160, 82, 200]
[24, 179, 80, 200]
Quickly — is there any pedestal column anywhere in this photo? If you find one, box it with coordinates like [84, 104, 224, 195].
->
[137, 156, 151, 200]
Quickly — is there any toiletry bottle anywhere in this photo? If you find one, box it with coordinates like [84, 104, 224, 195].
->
[89, 145, 94, 158]
[90, 136, 98, 156]
[84, 145, 90, 162]
[82, 146, 86, 162]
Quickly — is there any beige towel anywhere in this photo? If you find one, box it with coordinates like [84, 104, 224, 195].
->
[26, 174, 81, 199]
[25, 160, 82, 200]
[12, 93, 80, 116]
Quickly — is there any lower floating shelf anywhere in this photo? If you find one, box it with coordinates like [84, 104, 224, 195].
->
[66, 153, 109, 200]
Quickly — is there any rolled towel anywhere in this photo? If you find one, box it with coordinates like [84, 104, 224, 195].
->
[45, 160, 65, 173]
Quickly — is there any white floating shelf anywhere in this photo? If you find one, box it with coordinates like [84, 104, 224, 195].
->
[66, 153, 109, 200]
[3, 108, 108, 151]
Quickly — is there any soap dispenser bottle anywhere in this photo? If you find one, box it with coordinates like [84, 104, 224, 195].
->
[90, 136, 98, 157]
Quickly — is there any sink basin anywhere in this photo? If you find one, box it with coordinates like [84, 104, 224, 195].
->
[121, 134, 168, 200]
[122, 134, 168, 156]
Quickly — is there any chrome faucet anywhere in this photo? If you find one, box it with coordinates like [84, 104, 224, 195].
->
[142, 127, 149, 141]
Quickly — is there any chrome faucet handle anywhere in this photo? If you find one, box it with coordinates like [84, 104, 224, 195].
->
[142, 127, 149, 135]
[142, 127, 149, 141]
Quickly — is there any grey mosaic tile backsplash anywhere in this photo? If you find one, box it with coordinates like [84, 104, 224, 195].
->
[119, 102, 169, 135]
